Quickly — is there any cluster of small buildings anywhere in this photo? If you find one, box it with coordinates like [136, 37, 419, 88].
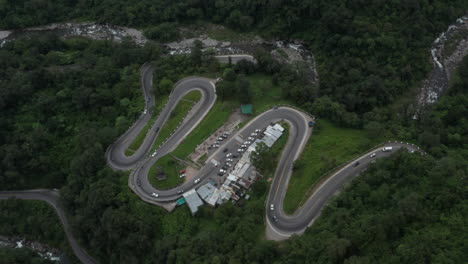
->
[181, 123, 285, 215]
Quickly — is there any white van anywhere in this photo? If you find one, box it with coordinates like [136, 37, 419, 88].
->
[382, 147, 393, 152]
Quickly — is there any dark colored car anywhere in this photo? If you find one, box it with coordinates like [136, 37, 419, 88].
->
[353, 161, 360, 167]
[223, 148, 228, 153]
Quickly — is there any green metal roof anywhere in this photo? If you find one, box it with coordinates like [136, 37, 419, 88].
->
[241, 104, 253, 115]
[176, 198, 186, 206]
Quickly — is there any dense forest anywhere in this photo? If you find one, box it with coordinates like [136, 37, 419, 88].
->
[1, 0, 467, 263]
[1, 0, 468, 115]
[1, 35, 466, 262]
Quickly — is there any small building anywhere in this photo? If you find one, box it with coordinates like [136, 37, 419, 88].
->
[197, 182, 216, 202]
[207, 189, 221, 207]
[183, 189, 204, 215]
[241, 104, 253, 115]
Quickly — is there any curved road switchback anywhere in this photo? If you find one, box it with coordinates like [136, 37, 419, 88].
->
[0, 189, 98, 264]
[105, 60, 422, 239]
[0, 56, 424, 263]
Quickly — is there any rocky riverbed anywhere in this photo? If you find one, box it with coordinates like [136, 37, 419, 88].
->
[0, 22, 320, 85]
[0, 235, 66, 263]
[417, 15, 468, 105]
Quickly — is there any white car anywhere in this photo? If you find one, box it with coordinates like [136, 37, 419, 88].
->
[237, 148, 243, 153]
[143, 109, 147, 114]
[151, 193, 159, 198]
[226, 158, 233, 162]
[255, 129, 261, 133]
[214, 144, 220, 148]
[194, 178, 200, 184]
[179, 173, 186, 178]
[151, 151, 157, 157]
[370, 153, 376, 158]
[225, 162, 232, 167]
[270, 204, 274, 211]
[245, 141, 251, 145]
[382, 147, 393, 152]
[218, 137, 224, 141]
[226, 153, 232, 158]
[219, 169, 226, 174]
[248, 137, 254, 141]
[250, 133, 257, 137]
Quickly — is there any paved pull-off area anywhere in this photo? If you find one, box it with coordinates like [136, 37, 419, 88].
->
[0, 57, 422, 263]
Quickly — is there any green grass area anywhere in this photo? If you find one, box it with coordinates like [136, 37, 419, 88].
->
[149, 90, 202, 153]
[125, 94, 169, 156]
[172, 100, 237, 159]
[247, 74, 293, 114]
[205, 26, 255, 42]
[283, 119, 379, 214]
[148, 155, 184, 190]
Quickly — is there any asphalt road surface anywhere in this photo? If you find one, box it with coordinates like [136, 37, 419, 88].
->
[0, 189, 98, 264]
[106, 61, 422, 238]
[0, 57, 424, 263]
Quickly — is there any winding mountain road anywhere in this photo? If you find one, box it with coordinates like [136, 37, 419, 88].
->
[0, 189, 98, 264]
[0, 57, 422, 263]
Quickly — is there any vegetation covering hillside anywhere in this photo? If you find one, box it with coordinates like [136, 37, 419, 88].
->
[1, 1, 467, 263]
[1, 1, 468, 116]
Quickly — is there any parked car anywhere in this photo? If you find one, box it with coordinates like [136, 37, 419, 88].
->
[255, 129, 261, 133]
[179, 170, 186, 174]
[223, 148, 228, 153]
[353, 161, 360, 167]
[151, 151, 157, 157]
[251, 133, 258, 137]
[382, 147, 393, 152]
[218, 137, 223, 141]
[179, 173, 186, 178]
[248, 137, 254, 141]
[233, 154, 239, 158]
[370, 153, 376, 158]
[226, 158, 233, 162]
[225, 162, 232, 167]
[226, 153, 232, 158]
[194, 178, 200, 184]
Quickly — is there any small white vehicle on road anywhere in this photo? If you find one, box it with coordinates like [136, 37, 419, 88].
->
[151, 193, 159, 198]
[270, 204, 275, 211]
[382, 147, 393, 152]
[370, 153, 376, 158]
[151, 151, 157, 157]
[194, 178, 201, 184]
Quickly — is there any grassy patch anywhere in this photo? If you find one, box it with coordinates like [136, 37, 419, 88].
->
[283, 119, 378, 214]
[246, 74, 293, 114]
[205, 26, 255, 42]
[148, 155, 184, 190]
[172, 100, 237, 159]
[125, 94, 169, 156]
[149, 90, 202, 153]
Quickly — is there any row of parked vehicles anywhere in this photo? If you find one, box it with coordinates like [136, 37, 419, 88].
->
[209, 131, 230, 149]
